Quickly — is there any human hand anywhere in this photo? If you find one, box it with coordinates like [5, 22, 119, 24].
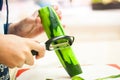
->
[0, 34, 45, 68]
[8, 5, 63, 38]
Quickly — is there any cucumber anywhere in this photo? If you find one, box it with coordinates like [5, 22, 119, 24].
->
[38, 6, 82, 77]
[92, 0, 102, 3]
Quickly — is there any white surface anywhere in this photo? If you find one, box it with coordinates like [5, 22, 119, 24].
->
[16, 49, 120, 80]
[80, 65, 120, 80]
[72, 41, 120, 64]
[61, 7, 120, 28]
[16, 64, 120, 80]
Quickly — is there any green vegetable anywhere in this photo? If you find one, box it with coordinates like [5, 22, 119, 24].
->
[92, 0, 102, 3]
[95, 74, 120, 80]
[46, 79, 53, 80]
[92, 0, 113, 4]
[38, 6, 82, 77]
[72, 75, 84, 80]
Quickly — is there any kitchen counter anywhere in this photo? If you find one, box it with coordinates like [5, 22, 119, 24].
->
[10, 42, 120, 80]
[15, 63, 120, 80]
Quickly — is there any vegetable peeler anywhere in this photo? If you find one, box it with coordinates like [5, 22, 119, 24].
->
[31, 35, 74, 55]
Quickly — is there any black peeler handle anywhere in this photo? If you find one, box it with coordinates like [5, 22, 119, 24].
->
[31, 50, 38, 56]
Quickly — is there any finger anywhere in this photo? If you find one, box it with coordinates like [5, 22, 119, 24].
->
[56, 10, 62, 15]
[17, 62, 24, 68]
[27, 40, 45, 59]
[35, 17, 41, 24]
[62, 24, 66, 28]
[53, 5, 58, 10]
[35, 42, 45, 59]
[32, 10, 39, 18]
[53, 5, 62, 20]
[35, 17, 44, 33]
[8, 65, 15, 69]
[35, 17, 42, 27]
[25, 50, 34, 66]
[56, 10, 62, 19]
[5, 63, 16, 68]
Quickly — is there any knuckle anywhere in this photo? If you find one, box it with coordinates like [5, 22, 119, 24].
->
[8, 63, 16, 68]
[40, 52, 45, 57]
[40, 49, 45, 57]
[30, 61, 34, 65]
[26, 60, 34, 66]
[9, 66, 15, 69]
[19, 55, 26, 61]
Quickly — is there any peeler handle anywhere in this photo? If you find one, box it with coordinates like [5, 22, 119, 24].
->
[31, 50, 38, 55]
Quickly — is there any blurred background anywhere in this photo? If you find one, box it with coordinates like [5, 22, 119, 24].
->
[2, 0, 120, 65]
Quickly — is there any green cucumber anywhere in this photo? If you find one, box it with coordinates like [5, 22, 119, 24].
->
[92, 0, 102, 3]
[96, 74, 120, 80]
[38, 6, 82, 77]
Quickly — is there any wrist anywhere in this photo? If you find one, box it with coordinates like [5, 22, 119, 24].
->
[4, 23, 11, 34]
[8, 22, 25, 37]
[8, 22, 20, 35]
[7, 23, 16, 34]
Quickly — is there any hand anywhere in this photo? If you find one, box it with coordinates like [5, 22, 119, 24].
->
[8, 11, 43, 38]
[8, 5, 63, 38]
[53, 5, 62, 19]
[0, 34, 45, 68]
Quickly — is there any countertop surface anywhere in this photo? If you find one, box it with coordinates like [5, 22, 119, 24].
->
[14, 41, 120, 80]
[15, 45, 120, 80]
[16, 62, 120, 80]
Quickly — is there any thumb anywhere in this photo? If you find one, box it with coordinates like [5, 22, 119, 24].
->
[32, 11, 42, 26]
[32, 10, 39, 18]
